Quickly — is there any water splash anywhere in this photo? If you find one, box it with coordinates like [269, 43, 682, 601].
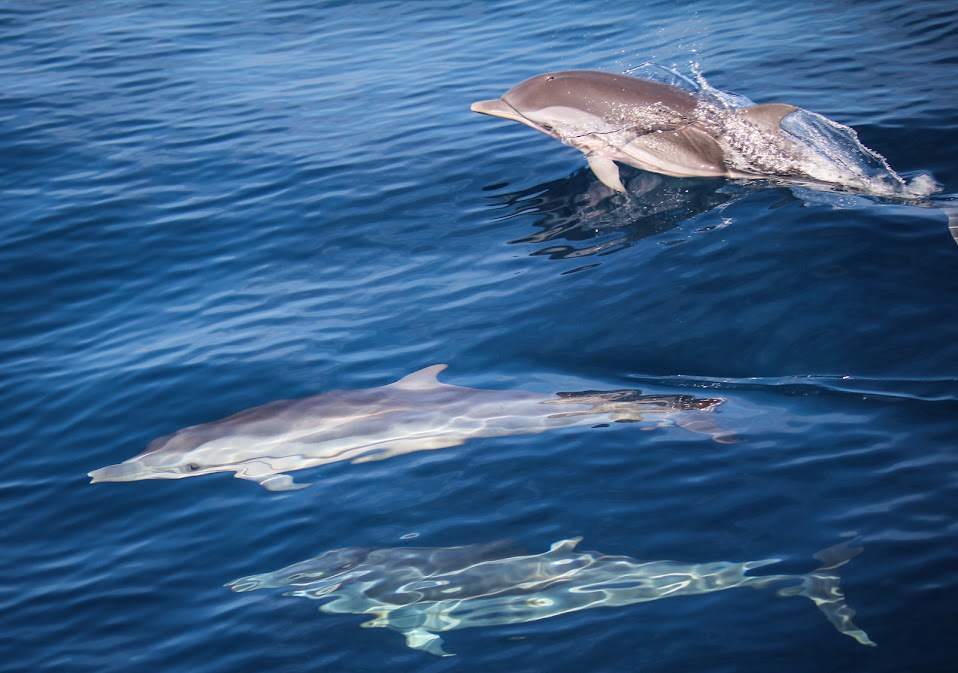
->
[625, 63, 939, 199]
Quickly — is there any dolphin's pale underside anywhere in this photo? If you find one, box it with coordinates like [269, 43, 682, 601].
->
[88, 365, 731, 491]
[228, 537, 875, 656]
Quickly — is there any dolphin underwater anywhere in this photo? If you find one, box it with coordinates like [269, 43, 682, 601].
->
[471, 69, 927, 197]
[88, 364, 731, 491]
[228, 537, 875, 656]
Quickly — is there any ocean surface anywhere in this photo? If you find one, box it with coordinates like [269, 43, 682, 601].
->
[2, 1, 957, 671]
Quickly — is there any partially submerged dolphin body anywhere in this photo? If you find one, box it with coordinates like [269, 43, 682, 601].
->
[471, 70, 929, 198]
[88, 365, 731, 491]
[229, 537, 875, 656]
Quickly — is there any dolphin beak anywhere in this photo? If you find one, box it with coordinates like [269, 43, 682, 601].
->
[470, 99, 526, 123]
[88, 462, 147, 483]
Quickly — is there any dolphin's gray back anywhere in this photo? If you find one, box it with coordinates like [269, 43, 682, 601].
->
[140, 387, 404, 455]
[507, 70, 698, 127]
[149, 383, 541, 455]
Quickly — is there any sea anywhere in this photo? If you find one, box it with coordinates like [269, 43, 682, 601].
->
[2, 1, 956, 672]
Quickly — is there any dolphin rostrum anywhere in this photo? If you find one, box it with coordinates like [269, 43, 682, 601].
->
[228, 537, 875, 656]
[88, 365, 731, 491]
[470, 69, 920, 197]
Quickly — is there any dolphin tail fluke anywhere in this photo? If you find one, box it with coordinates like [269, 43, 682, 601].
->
[403, 628, 454, 657]
[777, 541, 876, 646]
[942, 202, 958, 247]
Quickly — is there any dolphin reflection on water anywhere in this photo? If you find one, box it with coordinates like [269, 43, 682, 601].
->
[229, 537, 875, 656]
[89, 365, 732, 491]
[492, 167, 743, 260]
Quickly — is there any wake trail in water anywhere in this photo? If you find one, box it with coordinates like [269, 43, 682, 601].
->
[623, 372, 958, 403]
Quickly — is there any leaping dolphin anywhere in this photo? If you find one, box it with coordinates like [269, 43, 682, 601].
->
[229, 537, 875, 656]
[88, 365, 732, 491]
[471, 69, 920, 197]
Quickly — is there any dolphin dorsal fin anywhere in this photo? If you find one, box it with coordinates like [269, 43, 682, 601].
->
[549, 537, 583, 553]
[389, 364, 449, 390]
[738, 103, 798, 133]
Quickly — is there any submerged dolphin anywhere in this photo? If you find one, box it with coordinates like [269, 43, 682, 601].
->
[88, 365, 730, 491]
[471, 69, 922, 197]
[229, 537, 875, 656]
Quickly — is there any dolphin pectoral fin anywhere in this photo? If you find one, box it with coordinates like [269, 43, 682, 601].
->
[403, 628, 454, 656]
[236, 470, 310, 491]
[259, 474, 310, 491]
[587, 154, 627, 193]
[737, 103, 798, 133]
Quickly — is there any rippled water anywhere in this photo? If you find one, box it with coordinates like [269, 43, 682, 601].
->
[2, 1, 957, 672]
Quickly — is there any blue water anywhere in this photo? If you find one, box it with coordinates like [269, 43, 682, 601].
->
[2, 1, 957, 671]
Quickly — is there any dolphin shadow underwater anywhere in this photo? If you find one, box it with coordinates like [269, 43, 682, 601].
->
[228, 537, 875, 656]
[89, 365, 734, 491]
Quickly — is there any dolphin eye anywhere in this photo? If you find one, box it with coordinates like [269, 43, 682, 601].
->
[546, 76, 555, 81]
[187, 463, 200, 471]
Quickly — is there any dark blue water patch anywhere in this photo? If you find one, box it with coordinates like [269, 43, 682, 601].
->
[2, 1, 957, 672]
